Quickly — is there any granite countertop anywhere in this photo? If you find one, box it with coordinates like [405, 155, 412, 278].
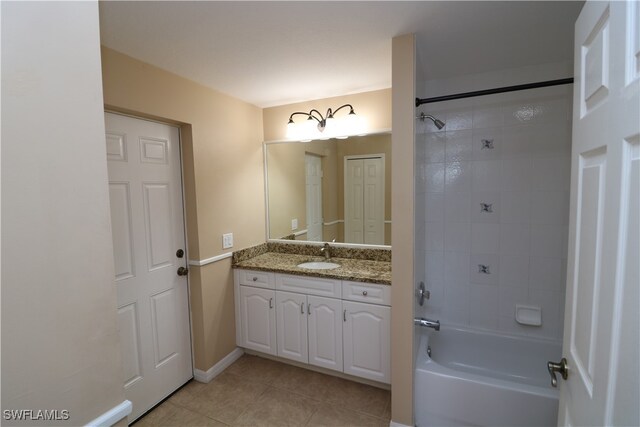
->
[233, 251, 391, 285]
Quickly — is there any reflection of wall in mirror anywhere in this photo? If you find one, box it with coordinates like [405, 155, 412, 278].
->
[267, 141, 335, 240]
[267, 133, 391, 245]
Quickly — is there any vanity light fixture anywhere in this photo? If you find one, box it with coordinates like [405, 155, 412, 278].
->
[286, 104, 363, 141]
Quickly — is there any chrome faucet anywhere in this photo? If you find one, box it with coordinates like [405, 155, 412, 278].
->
[414, 317, 440, 331]
[320, 242, 331, 260]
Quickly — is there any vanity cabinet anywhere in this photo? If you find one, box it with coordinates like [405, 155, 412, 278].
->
[343, 300, 391, 383]
[234, 269, 390, 384]
[307, 295, 343, 371]
[276, 291, 343, 370]
[239, 285, 276, 355]
[275, 291, 308, 363]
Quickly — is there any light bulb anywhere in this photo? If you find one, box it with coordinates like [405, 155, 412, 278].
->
[303, 117, 316, 132]
[286, 119, 298, 139]
[342, 111, 362, 135]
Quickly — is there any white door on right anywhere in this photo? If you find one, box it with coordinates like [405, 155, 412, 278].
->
[558, 1, 639, 426]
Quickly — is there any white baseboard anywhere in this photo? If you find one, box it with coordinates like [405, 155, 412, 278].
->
[85, 400, 132, 427]
[193, 347, 244, 383]
[389, 421, 413, 427]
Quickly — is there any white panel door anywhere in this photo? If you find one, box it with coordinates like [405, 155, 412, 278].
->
[345, 156, 385, 244]
[305, 154, 323, 242]
[344, 159, 365, 243]
[343, 301, 390, 383]
[276, 291, 308, 363]
[240, 285, 276, 355]
[105, 113, 192, 422]
[363, 157, 385, 245]
[307, 296, 343, 372]
[559, 1, 640, 426]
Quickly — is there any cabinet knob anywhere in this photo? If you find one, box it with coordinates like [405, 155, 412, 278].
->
[362, 291, 368, 296]
[252, 277, 258, 282]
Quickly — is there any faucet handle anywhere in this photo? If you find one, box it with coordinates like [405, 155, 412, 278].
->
[321, 242, 331, 259]
[417, 282, 430, 306]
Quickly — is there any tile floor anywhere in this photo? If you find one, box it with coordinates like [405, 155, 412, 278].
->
[134, 354, 391, 426]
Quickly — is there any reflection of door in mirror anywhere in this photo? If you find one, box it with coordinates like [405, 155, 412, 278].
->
[305, 154, 323, 241]
[265, 133, 391, 246]
[344, 155, 384, 245]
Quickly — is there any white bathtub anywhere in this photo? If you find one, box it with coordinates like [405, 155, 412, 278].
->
[415, 326, 561, 427]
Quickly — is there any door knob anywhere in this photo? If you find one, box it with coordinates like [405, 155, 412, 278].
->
[177, 266, 189, 276]
[547, 357, 568, 387]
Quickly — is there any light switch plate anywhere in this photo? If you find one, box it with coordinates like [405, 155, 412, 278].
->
[222, 233, 233, 249]
[291, 218, 298, 230]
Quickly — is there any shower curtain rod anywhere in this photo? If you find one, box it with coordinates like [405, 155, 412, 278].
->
[415, 77, 574, 107]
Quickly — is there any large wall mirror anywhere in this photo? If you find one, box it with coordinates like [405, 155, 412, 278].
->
[265, 132, 391, 246]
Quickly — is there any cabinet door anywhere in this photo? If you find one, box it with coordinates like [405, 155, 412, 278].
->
[343, 301, 390, 383]
[276, 291, 308, 363]
[239, 286, 276, 355]
[308, 296, 343, 372]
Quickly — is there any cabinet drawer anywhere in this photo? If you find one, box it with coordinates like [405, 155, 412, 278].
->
[276, 274, 341, 298]
[342, 281, 391, 306]
[238, 269, 275, 289]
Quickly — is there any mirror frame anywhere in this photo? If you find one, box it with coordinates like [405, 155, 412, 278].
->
[263, 130, 392, 249]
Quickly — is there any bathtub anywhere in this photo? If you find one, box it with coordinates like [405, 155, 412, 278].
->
[415, 326, 561, 427]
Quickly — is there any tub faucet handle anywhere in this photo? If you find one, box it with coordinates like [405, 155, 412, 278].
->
[417, 282, 430, 306]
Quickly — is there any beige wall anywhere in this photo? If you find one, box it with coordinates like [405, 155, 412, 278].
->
[101, 47, 265, 372]
[321, 143, 340, 242]
[391, 34, 416, 426]
[1, 2, 126, 425]
[263, 89, 392, 141]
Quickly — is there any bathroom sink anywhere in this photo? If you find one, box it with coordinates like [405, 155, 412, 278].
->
[297, 261, 340, 270]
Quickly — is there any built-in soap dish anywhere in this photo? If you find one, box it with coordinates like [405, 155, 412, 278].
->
[515, 305, 542, 326]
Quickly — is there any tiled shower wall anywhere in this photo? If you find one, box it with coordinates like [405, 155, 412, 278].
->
[415, 83, 571, 341]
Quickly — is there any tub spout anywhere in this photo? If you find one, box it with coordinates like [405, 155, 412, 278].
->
[414, 317, 440, 331]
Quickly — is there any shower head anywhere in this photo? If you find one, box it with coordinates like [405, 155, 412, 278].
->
[417, 112, 446, 130]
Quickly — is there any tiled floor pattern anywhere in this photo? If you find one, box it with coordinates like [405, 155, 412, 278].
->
[135, 354, 391, 426]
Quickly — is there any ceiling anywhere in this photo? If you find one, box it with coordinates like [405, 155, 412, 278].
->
[99, 1, 583, 108]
